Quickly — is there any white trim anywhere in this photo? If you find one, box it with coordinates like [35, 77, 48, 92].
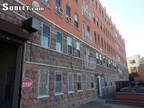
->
[55, 92, 64, 96]
[68, 91, 74, 94]
[37, 95, 49, 99]
[55, 71, 63, 95]
[25, 61, 95, 73]
[67, 36, 73, 55]
[56, 31, 63, 52]
[67, 72, 74, 93]
[41, 23, 51, 48]
[37, 69, 49, 98]
[77, 90, 83, 92]
[27, 41, 82, 60]
[77, 73, 83, 91]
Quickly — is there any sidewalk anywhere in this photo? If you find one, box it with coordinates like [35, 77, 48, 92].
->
[76, 98, 143, 108]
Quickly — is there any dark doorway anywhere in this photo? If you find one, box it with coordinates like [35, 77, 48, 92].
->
[0, 39, 23, 108]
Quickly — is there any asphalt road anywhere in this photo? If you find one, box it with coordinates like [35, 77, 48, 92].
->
[76, 99, 143, 108]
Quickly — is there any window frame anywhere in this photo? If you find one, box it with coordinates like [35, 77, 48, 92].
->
[37, 69, 49, 99]
[67, 36, 73, 55]
[41, 0, 50, 6]
[56, 0, 62, 8]
[67, 72, 74, 93]
[74, 13, 79, 28]
[77, 73, 83, 91]
[76, 41, 81, 57]
[55, 71, 64, 95]
[56, 31, 63, 52]
[41, 23, 51, 48]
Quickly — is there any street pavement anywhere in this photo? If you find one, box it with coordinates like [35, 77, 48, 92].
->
[76, 98, 143, 108]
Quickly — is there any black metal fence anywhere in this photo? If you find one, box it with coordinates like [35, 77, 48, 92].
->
[115, 81, 144, 92]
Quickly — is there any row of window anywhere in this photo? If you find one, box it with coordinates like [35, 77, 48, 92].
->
[42, 0, 120, 58]
[42, 24, 118, 69]
[94, 32, 114, 55]
[42, 0, 79, 28]
[42, 0, 116, 42]
[96, 52, 118, 69]
[38, 70, 95, 98]
[42, 24, 81, 57]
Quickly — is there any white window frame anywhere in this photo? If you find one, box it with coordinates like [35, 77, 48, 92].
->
[76, 42, 81, 57]
[77, 73, 83, 92]
[90, 75, 95, 90]
[67, 72, 74, 94]
[55, 71, 64, 96]
[37, 69, 49, 99]
[41, 23, 51, 48]
[86, 75, 91, 90]
[67, 36, 73, 55]
[56, 31, 63, 52]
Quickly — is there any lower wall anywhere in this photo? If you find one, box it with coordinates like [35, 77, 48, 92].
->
[21, 63, 98, 108]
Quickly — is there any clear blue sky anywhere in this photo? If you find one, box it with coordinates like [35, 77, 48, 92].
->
[100, 0, 144, 57]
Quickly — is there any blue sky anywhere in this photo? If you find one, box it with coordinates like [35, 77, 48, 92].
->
[100, 0, 144, 57]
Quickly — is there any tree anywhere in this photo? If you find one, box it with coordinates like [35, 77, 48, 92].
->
[129, 72, 139, 81]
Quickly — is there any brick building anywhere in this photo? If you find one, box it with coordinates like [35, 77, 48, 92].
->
[137, 64, 144, 81]
[127, 55, 144, 81]
[0, 0, 128, 108]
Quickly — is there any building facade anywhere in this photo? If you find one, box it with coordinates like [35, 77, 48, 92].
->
[0, 0, 128, 108]
[127, 55, 141, 73]
[128, 55, 144, 81]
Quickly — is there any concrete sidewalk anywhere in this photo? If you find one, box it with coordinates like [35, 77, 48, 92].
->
[76, 98, 143, 108]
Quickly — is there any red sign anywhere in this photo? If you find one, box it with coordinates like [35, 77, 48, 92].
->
[22, 78, 33, 93]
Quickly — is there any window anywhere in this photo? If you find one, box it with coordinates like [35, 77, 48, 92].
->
[75, 0, 78, 4]
[66, 5, 71, 22]
[55, 72, 63, 94]
[90, 75, 94, 89]
[42, 0, 50, 5]
[77, 74, 82, 90]
[76, 42, 80, 57]
[86, 75, 90, 89]
[68, 73, 74, 93]
[56, 0, 61, 7]
[56, 32, 63, 52]
[96, 52, 100, 64]
[94, 32, 97, 43]
[83, 23, 90, 43]
[74, 14, 79, 28]
[97, 34, 100, 45]
[67, 36, 73, 55]
[38, 70, 49, 98]
[99, 54, 102, 65]
[101, 38, 103, 48]
[86, 75, 94, 90]
[82, 0, 90, 18]
[42, 24, 50, 48]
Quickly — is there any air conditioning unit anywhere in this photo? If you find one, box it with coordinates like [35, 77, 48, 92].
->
[56, 6, 63, 15]
[66, 15, 71, 22]
[22, 17, 40, 33]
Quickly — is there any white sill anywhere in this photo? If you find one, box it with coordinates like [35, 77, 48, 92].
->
[77, 90, 83, 92]
[68, 91, 74, 94]
[86, 88, 95, 91]
[37, 95, 49, 99]
[55, 92, 64, 96]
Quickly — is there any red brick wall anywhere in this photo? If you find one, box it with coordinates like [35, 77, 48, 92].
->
[137, 65, 144, 80]
[19, 0, 127, 68]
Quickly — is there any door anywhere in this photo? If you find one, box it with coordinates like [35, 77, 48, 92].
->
[0, 40, 22, 108]
[96, 76, 104, 97]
